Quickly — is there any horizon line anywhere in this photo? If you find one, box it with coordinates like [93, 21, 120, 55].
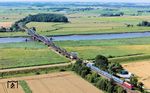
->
[0, 1, 149, 3]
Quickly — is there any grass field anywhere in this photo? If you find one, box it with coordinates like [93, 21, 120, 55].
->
[1, 37, 150, 65]
[0, 3, 150, 37]
[25, 16, 150, 36]
[0, 43, 69, 69]
[1, 3, 150, 65]
[54, 37, 150, 61]
[0, 14, 150, 37]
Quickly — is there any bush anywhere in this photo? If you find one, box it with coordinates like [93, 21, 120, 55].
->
[137, 21, 150, 27]
[35, 72, 40, 75]
[101, 12, 124, 17]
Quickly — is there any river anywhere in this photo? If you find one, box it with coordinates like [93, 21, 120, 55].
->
[0, 32, 150, 43]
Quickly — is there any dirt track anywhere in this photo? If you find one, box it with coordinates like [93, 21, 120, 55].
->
[123, 61, 150, 89]
[0, 72, 102, 93]
[0, 62, 71, 73]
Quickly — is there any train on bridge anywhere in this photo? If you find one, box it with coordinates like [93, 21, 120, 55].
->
[18, 23, 79, 60]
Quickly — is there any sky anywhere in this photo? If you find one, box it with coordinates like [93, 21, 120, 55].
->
[0, 0, 150, 3]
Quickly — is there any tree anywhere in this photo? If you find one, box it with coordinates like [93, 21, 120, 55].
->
[137, 21, 150, 27]
[80, 66, 90, 78]
[11, 13, 69, 31]
[0, 26, 6, 32]
[138, 82, 144, 92]
[107, 85, 114, 93]
[86, 74, 92, 82]
[117, 86, 127, 93]
[96, 78, 108, 91]
[94, 55, 109, 70]
[86, 72, 99, 83]
[108, 62, 123, 74]
[130, 76, 138, 87]
[31, 27, 36, 31]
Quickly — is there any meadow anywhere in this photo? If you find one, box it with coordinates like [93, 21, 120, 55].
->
[1, 2, 150, 67]
[0, 42, 69, 69]
[1, 37, 150, 68]
[25, 16, 150, 36]
[0, 6, 150, 37]
[55, 37, 150, 62]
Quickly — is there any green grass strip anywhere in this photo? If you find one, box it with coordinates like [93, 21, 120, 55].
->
[19, 80, 32, 93]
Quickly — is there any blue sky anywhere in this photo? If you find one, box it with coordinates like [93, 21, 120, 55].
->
[0, 0, 150, 3]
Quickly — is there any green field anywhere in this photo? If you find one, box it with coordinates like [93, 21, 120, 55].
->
[1, 2, 150, 68]
[0, 42, 69, 69]
[54, 37, 150, 62]
[0, 7, 150, 37]
[1, 15, 150, 37]
[25, 16, 150, 36]
[1, 37, 150, 67]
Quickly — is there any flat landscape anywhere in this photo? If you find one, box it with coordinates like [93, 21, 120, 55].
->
[0, 42, 69, 69]
[123, 61, 150, 89]
[0, 1, 150, 93]
[0, 72, 102, 93]
[1, 37, 150, 69]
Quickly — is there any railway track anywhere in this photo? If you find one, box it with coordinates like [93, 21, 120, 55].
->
[17, 23, 139, 93]
[18, 23, 79, 61]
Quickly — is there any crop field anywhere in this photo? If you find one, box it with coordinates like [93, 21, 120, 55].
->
[0, 22, 12, 27]
[123, 61, 150, 89]
[0, 72, 102, 93]
[1, 37, 150, 65]
[54, 37, 150, 62]
[26, 15, 150, 36]
[0, 13, 150, 37]
[0, 82, 24, 93]
[0, 47, 69, 69]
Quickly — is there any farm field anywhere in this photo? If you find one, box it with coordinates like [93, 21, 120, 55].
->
[0, 82, 24, 93]
[123, 61, 150, 89]
[1, 37, 150, 68]
[0, 72, 102, 93]
[0, 15, 150, 37]
[0, 22, 12, 27]
[0, 2, 150, 37]
[55, 37, 150, 62]
[21, 16, 150, 36]
[0, 47, 69, 69]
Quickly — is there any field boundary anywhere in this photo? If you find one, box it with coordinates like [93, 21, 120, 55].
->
[0, 62, 71, 73]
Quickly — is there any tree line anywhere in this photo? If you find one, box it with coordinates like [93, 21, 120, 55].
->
[137, 21, 150, 27]
[72, 55, 147, 93]
[101, 12, 124, 17]
[72, 59, 127, 93]
[0, 13, 69, 32]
